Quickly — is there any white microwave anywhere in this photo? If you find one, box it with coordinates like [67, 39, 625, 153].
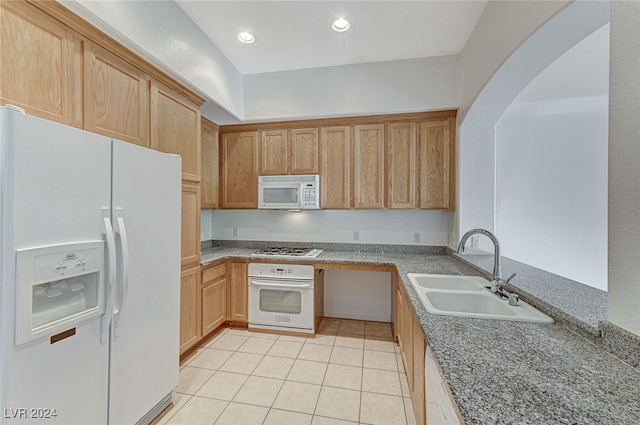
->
[258, 175, 320, 209]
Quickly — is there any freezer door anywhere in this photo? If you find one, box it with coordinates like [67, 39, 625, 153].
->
[108, 141, 181, 425]
[0, 108, 111, 424]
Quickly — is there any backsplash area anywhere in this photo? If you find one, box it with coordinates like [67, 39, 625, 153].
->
[201, 209, 453, 246]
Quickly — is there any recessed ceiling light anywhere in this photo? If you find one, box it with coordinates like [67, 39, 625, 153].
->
[332, 18, 350, 32]
[238, 32, 255, 44]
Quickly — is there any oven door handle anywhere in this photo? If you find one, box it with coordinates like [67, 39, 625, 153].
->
[249, 279, 313, 289]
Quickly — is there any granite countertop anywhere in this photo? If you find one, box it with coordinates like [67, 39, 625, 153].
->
[201, 246, 640, 424]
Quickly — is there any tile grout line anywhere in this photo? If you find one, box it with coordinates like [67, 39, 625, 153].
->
[311, 318, 340, 420]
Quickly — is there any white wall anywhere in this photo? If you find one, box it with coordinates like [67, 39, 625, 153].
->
[494, 25, 609, 291]
[496, 109, 608, 290]
[455, 126, 496, 250]
[323, 271, 392, 322]
[608, 1, 640, 335]
[202, 210, 452, 246]
[459, 0, 571, 125]
[456, 0, 610, 265]
[242, 56, 459, 122]
[200, 210, 213, 243]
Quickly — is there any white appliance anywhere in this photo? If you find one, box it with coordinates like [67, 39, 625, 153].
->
[248, 263, 315, 333]
[0, 107, 181, 425]
[251, 247, 323, 258]
[258, 175, 320, 209]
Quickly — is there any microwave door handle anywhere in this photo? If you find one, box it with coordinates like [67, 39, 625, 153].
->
[250, 280, 313, 289]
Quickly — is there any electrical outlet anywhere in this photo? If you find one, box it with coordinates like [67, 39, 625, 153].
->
[232, 228, 238, 238]
[413, 232, 421, 243]
[353, 231, 360, 241]
[470, 235, 479, 248]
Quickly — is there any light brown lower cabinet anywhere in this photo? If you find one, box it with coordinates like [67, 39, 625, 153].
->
[426, 345, 463, 425]
[396, 279, 464, 425]
[180, 266, 201, 354]
[402, 287, 415, 390]
[227, 261, 248, 323]
[202, 261, 227, 336]
[412, 318, 426, 425]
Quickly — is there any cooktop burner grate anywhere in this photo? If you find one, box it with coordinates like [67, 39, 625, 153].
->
[251, 247, 323, 258]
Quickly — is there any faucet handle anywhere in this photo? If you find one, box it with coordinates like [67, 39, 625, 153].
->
[508, 293, 520, 306]
[504, 273, 517, 285]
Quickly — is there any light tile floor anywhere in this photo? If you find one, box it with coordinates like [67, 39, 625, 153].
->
[152, 319, 417, 425]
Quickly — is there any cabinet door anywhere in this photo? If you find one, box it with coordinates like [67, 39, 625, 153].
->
[180, 266, 201, 354]
[201, 118, 219, 209]
[426, 345, 463, 425]
[221, 132, 259, 208]
[260, 130, 288, 175]
[181, 183, 201, 269]
[84, 42, 149, 147]
[227, 262, 248, 322]
[354, 124, 385, 209]
[289, 128, 320, 175]
[395, 284, 404, 346]
[150, 81, 201, 183]
[402, 293, 414, 391]
[0, 1, 82, 127]
[387, 123, 417, 209]
[412, 317, 426, 425]
[418, 120, 451, 209]
[202, 279, 226, 336]
[320, 126, 351, 209]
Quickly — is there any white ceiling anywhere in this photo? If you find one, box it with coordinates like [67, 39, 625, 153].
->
[175, 1, 487, 75]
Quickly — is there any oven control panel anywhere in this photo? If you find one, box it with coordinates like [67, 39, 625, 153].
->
[248, 263, 314, 279]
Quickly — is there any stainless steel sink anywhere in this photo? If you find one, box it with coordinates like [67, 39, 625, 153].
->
[407, 274, 553, 323]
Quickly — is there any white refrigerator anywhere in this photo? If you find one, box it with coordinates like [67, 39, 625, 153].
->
[0, 106, 181, 424]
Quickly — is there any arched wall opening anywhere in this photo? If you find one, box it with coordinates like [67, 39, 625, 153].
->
[456, 1, 610, 290]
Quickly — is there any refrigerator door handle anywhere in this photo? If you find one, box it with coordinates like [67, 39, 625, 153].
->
[101, 209, 117, 343]
[114, 210, 130, 337]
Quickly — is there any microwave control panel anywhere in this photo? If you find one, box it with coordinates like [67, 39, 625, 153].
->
[302, 183, 319, 208]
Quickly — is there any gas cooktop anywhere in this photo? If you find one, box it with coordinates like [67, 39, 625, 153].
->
[250, 247, 323, 258]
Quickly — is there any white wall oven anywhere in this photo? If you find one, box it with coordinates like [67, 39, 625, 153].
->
[248, 263, 314, 333]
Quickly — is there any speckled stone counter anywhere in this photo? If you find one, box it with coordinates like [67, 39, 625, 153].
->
[200, 245, 640, 424]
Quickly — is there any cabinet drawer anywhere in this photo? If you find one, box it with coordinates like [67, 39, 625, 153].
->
[203, 263, 227, 285]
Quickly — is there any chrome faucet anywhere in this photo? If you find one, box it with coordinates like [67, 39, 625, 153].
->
[456, 228, 516, 295]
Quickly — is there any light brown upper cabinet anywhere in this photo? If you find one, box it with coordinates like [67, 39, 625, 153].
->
[84, 43, 149, 147]
[387, 123, 417, 209]
[354, 124, 385, 209]
[289, 128, 320, 174]
[221, 132, 259, 208]
[201, 118, 220, 209]
[0, 1, 82, 127]
[259, 130, 288, 175]
[219, 111, 455, 211]
[320, 126, 351, 209]
[418, 119, 452, 209]
[258, 128, 320, 175]
[150, 81, 201, 183]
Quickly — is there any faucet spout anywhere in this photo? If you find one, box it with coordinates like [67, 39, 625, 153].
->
[456, 228, 502, 281]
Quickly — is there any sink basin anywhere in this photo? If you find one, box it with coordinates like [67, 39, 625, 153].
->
[426, 291, 515, 316]
[407, 274, 485, 291]
[407, 274, 553, 323]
